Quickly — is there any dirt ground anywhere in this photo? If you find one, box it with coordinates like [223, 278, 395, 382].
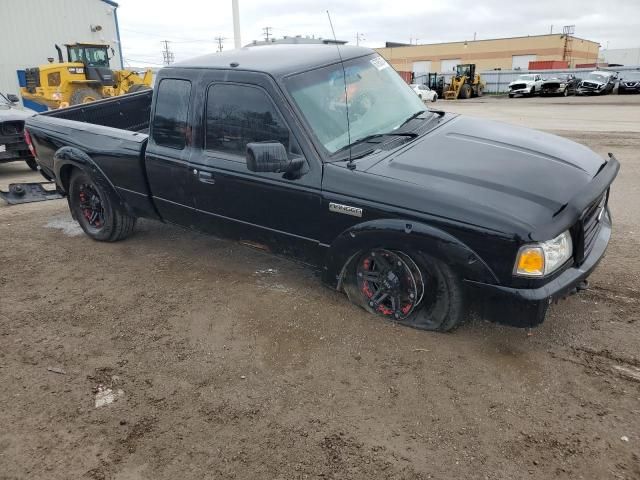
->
[1, 96, 639, 480]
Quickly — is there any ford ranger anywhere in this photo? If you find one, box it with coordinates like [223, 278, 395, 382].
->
[24, 45, 619, 332]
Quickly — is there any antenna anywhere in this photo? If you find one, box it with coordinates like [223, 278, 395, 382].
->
[326, 11, 354, 170]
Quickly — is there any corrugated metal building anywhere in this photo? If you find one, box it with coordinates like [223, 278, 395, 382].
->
[600, 48, 640, 66]
[0, 0, 123, 109]
[376, 34, 600, 80]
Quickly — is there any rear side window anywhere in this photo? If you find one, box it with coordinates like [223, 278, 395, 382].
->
[205, 84, 290, 156]
[152, 79, 191, 149]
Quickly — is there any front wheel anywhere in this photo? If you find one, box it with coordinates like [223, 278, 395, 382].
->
[68, 169, 136, 242]
[343, 249, 465, 332]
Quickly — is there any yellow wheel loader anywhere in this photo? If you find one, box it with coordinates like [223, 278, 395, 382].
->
[21, 43, 153, 109]
[444, 64, 485, 100]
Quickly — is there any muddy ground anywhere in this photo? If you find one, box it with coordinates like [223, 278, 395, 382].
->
[1, 96, 639, 479]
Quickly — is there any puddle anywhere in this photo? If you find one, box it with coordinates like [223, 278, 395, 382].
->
[45, 216, 84, 237]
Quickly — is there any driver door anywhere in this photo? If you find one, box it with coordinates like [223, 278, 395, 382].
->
[188, 72, 324, 262]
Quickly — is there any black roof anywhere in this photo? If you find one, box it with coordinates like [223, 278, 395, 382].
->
[172, 44, 374, 77]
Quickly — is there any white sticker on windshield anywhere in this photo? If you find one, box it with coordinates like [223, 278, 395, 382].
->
[370, 56, 389, 71]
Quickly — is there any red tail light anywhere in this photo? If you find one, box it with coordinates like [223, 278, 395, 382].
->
[23, 129, 36, 157]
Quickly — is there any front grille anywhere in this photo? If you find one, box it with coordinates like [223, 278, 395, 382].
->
[581, 81, 599, 89]
[624, 82, 638, 87]
[1, 121, 24, 135]
[510, 83, 527, 90]
[580, 192, 607, 261]
[542, 82, 560, 90]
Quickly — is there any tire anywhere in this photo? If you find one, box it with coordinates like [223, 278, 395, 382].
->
[563, 88, 569, 97]
[68, 169, 136, 242]
[508, 93, 514, 98]
[529, 87, 536, 97]
[70, 88, 103, 105]
[476, 84, 484, 97]
[431, 94, 437, 102]
[343, 249, 465, 332]
[25, 158, 38, 171]
[459, 84, 472, 99]
[128, 84, 151, 93]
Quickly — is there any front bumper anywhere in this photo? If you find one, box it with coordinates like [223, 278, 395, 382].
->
[509, 87, 532, 95]
[578, 86, 606, 95]
[464, 209, 612, 328]
[541, 86, 566, 95]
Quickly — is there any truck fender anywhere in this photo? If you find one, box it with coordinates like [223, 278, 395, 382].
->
[53, 146, 133, 217]
[323, 218, 498, 290]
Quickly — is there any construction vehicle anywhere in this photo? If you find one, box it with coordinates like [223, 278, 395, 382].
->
[21, 43, 153, 109]
[444, 64, 485, 100]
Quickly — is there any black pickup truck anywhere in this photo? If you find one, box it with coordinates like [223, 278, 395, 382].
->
[25, 45, 619, 332]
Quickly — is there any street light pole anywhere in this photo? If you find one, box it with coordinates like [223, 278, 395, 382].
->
[232, 0, 241, 49]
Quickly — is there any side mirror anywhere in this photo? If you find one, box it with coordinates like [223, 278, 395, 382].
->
[246, 142, 303, 174]
[6, 94, 19, 103]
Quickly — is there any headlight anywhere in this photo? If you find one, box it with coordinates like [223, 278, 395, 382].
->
[559, 83, 566, 87]
[514, 231, 573, 277]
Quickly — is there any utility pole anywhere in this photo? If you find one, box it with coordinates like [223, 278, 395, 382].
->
[215, 36, 225, 52]
[262, 26, 272, 42]
[161, 40, 174, 65]
[232, 0, 241, 49]
[356, 32, 365, 46]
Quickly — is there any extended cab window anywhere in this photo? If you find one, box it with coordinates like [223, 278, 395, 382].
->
[153, 79, 192, 149]
[205, 84, 290, 157]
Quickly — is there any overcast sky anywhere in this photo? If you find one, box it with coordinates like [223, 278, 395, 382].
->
[115, 0, 640, 67]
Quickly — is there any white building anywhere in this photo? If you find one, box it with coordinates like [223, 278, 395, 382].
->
[0, 0, 123, 110]
[600, 48, 640, 66]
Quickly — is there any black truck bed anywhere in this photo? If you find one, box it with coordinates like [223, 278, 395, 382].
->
[42, 89, 152, 133]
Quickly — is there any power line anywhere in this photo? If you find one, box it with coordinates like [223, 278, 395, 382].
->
[215, 36, 226, 52]
[263, 26, 272, 42]
[356, 32, 365, 46]
[161, 40, 175, 66]
[122, 28, 215, 43]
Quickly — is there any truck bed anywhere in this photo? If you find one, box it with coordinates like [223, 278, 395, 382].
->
[42, 89, 152, 133]
[25, 90, 158, 218]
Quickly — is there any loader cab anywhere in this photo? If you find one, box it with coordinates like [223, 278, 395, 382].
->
[455, 64, 475, 79]
[66, 43, 115, 86]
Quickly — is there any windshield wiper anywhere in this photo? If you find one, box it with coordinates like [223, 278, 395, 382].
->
[331, 131, 418, 160]
[398, 109, 429, 127]
[342, 131, 419, 150]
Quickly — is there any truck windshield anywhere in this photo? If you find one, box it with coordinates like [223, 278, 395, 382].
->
[285, 54, 427, 154]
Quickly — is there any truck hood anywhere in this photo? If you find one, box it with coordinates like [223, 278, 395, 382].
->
[362, 115, 606, 237]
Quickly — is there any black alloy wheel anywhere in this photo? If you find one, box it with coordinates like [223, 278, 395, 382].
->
[355, 249, 425, 321]
[77, 181, 106, 233]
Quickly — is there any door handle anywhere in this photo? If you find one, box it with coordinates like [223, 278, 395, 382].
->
[197, 171, 216, 184]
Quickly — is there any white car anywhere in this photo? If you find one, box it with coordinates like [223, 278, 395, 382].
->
[508, 74, 544, 97]
[409, 84, 437, 102]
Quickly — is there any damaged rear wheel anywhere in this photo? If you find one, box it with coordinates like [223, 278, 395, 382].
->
[343, 249, 465, 332]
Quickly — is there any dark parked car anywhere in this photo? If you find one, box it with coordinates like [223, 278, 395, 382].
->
[617, 71, 640, 94]
[0, 93, 38, 170]
[540, 74, 580, 96]
[25, 45, 618, 332]
[577, 71, 618, 95]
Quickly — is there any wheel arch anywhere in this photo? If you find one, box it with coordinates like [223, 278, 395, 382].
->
[323, 218, 499, 290]
[53, 146, 133, 216]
